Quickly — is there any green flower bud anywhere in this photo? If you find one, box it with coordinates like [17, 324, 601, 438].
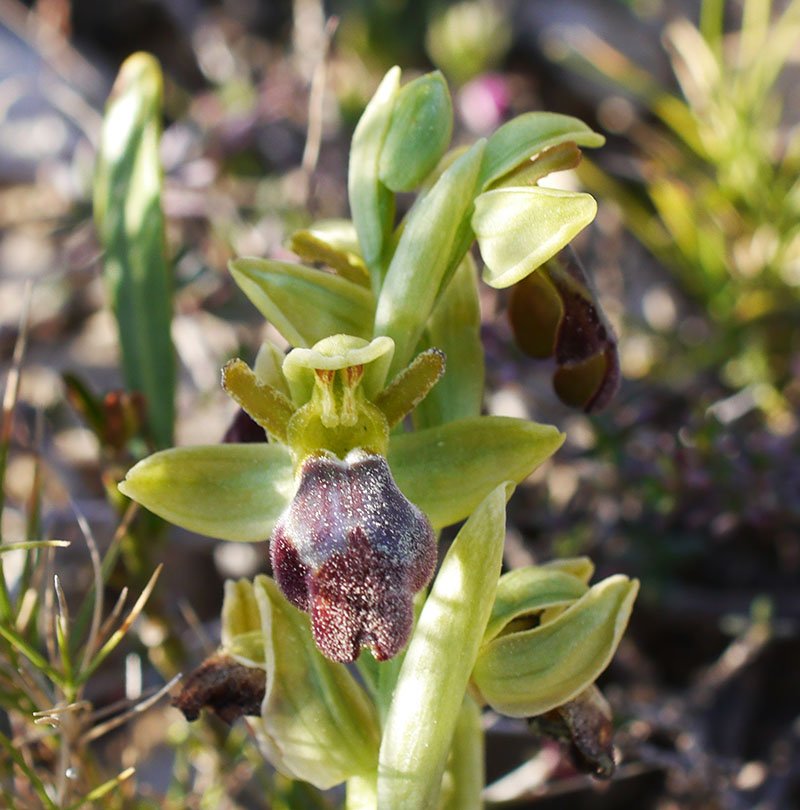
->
[379, 71, 453, 192]
[221, 576, 380, 789]
[472, 573, 638, 717]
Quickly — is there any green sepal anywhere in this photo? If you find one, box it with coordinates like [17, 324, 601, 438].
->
[388, 416, 564, 530]
[94, 52, 175, 448]
[223, 576, 380, 789]
[288, 219, 369, 286]
[483, 566, 589, 643]
[375, 139, 486, 376]
[374, 348, 446, 428]
[118, 444, 295, 542]
[379, 71, 453, 192]
[472, 575, 639, 717]
[221, 359, 294, 443]
[348, 67, 401, 284]
[378, 482, 512, 809]
[473, 186, 598, 289]
[412, 253, 484, 428]
[479, 112, 605, 190]
[229, 257, 375, 347]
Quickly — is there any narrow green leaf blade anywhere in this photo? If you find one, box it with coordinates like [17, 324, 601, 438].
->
[94, 52, 175, 448]
[378, 482, 511, 809]
[118, 444, 295, 541]
[229, 257, 375, 347]
[388, 416, 564, 530]
[375, 139, 485, 376]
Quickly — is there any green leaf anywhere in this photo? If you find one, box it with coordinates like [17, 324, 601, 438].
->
[348, 67, 401, 283]
[379, 71, 453, 192]
[378, 482, 511, 809]
[229, 257, 375, 347]
[479, 112, 605, 190]
[473, 186, 597, 288]
[484, 566, 589, 643]
[246, 576, 380, 789]
[375, 139, 486, 376]
[388, 416, 564, 530]
[94, 52, 175, 448]
[118, 444, 295, 542]
[473, 575, 639, 717]
[413, 253, 484, 428]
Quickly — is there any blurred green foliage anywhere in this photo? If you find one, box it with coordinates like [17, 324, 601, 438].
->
[560, 0, 800, 407]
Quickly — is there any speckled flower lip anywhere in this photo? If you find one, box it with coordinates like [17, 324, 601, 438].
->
[271, 450, 436, 662]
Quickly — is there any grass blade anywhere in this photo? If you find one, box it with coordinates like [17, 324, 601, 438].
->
[94, 52, 175, 448]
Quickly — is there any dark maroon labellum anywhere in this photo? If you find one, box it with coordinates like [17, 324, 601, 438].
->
[271, 450, 436, 663]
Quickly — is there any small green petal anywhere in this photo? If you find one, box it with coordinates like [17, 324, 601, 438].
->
[473, 575, 639, 717]
[473, 186, 598, 289]
[288, 219, 369, 286]
[378, 482, 511, 809]
[488, 141, 582, 190]
[374, 348, 446, 428]
[118, 444, 295, 542]
[484, 566, 589, 643]
[229, 257, 374, 347]
[388, 416, 564, 530]
[222, 359, 294, 443]
[479, 112, 605, 190]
